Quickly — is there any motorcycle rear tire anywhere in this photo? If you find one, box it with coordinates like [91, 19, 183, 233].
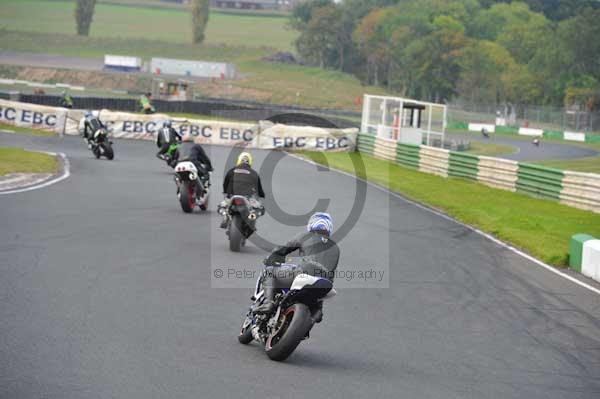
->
[229, 215, 243, 252]
[179, 181, 195, 214]
[265, 303, 312, 362]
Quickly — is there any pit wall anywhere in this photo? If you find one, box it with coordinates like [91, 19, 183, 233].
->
[357, 134, 600, 214]
[448, 121, 600, 143]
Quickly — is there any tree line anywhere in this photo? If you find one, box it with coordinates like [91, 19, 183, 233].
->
[74, 0, 209, 44]
[291, 0, 600, 110]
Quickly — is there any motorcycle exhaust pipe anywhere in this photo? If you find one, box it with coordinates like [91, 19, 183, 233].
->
[248, 212, 257, 220]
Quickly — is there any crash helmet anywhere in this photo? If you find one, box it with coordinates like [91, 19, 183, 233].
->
[307, 212, 333, 236]
[237, 152, 253, 167]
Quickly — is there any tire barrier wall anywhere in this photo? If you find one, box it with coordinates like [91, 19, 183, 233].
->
[516, 164, 563, 201]
[477, 156, 518, 191]
[357, 133, 600, 214]
[560, 171, 600, 213]
[569, 234, 600, 282]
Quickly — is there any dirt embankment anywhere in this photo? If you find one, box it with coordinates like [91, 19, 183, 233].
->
[0, 64, 274, 102]
[0, 65, 151, 92]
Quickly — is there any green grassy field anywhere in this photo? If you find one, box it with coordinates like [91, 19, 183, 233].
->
[0, 147, 58, 175]
[535, 157, 600, 174]
[298, 151, 600, 267]
[449, 128, 600, 173]
[0, 29, 386, 109]
[466, 141, 516, 157]
[0, 0, 297, 50]
[0, 0, 391, 109]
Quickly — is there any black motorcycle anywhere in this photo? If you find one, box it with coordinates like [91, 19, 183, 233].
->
[238, 259, 336, 361]
[89, 128, 114, 160]
[218, 195, 264, 252]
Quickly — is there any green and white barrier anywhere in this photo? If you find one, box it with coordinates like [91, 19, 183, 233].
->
[560, 171, 600, 212]
[356, 133, 600, 214]
[569, 234, 600, 282]
[477, 156, 518, 191]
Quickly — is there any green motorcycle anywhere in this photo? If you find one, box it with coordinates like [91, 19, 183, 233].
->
[164, 142, 180, 168]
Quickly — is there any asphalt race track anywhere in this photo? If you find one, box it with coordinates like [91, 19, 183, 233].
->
[447, 132, 597, 161]
[1, 132, 600, 399]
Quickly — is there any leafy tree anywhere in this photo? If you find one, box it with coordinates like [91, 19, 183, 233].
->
[74, 0, 96, 36]
[353, 8, 389, 85]
[191, 0, 209, 44]
[457, 40, 516, 104]
[558, 9, 600, 81]
[296, 4, 344, 69]
[405, 16, 469, 102]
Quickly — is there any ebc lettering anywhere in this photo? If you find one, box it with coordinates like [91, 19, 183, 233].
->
[0, 107, 17, 121]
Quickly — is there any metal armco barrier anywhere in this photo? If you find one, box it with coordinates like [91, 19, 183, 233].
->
[357, 133, 600, 214]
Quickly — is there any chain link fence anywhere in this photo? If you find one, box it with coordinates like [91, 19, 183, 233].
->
[448, 101, 600, 133]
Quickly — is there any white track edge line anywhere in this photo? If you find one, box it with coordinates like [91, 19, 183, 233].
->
[0, 152, 70, 195]
[288, 153, 600, 296]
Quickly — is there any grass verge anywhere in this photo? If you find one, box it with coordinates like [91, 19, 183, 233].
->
[0, 147, 58, 175]
[466, 141, 517, 157]
[534, 157, 600, 174]
[297, 150, 600, 267]
[0, 122, 56, 137]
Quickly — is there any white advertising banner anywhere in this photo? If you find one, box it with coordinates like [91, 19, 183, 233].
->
[468, 123, 495, 133]
[3, 100, 357, 152]
[564, 131, 586, 142]
[519, 127, 543, 136]
[0, 99, 67, 134]
[258, 121, 358, 152]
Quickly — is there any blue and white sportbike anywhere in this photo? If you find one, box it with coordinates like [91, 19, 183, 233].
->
[238, 261, 336, 361]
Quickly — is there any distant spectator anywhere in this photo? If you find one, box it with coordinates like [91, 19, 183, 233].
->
[139, 92, 155, 114]
[60, 90, 74, 109]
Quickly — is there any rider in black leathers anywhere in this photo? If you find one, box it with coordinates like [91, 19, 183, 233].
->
[220, 152, 265, 228]
[222, 152, 265, 198]
[156, 120, 182, 160]
[83, 111, 106, 147]
[256, 212, 339, 320]
[187, 143, 213, 184]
